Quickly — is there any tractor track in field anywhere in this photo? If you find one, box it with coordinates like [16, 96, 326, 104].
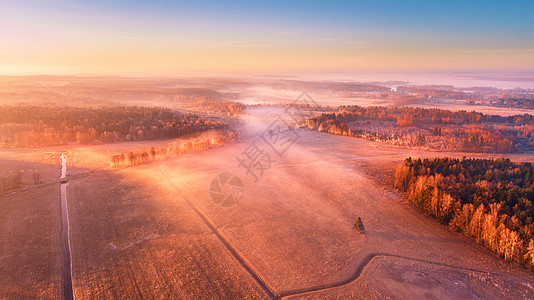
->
[158, 167, 279, 299]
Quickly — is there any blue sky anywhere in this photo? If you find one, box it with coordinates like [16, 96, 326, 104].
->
[0, 0, 533, 74]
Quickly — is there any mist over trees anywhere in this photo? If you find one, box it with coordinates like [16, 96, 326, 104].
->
[395, 157, 534, 268]
[193, 99, 244, 117]
[0, 106, 227, 147]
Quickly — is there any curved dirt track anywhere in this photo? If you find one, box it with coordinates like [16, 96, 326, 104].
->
[158, 161, 534, 299]
[279, 252, 534, 298]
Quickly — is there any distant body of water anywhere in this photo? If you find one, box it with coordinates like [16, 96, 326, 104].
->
[294, 71, 534, 90]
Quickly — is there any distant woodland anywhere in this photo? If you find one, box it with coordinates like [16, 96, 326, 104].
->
[193, 99, 244, 117]
[467, 97, 534, 109]
[304, 106, 534, 153]
[0, 105, 227, 147]
[395, 157, 534, 269]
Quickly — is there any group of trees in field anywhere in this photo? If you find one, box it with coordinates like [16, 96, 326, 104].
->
[111, 133, 237, 167]
[0, 105, 227, 147]
[395, 157, 534, 268]
[0, 171, 42, 192]
[0, 173, 21, 192]
[304, 106, 534, 153]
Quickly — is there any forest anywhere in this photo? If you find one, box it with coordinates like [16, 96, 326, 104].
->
[491, 98, 534, 109]
[465, 94, 534, 109]
[395, 157, 534, 269]
[0, 105, 227, 147]
[502, 98, 534, 109]
[304, 106, 534, 153]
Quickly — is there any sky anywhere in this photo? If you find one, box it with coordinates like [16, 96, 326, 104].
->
[0, 0, 533, 75]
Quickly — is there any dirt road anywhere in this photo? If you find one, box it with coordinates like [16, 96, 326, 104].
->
[60, 154, 74, 300]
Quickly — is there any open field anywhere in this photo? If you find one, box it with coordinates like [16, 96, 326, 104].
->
[148, 112, 534, 297]
[67, 168, 265, 299]
[2, 106, 534, 298]
[0, 175, 61, 298]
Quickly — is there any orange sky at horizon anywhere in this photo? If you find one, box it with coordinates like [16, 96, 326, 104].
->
[1, 1, 533, 75]
[2, 43, 533, 76]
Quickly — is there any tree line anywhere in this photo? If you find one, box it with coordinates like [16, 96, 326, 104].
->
[395, 157, 534, 269]
[304, 106, 534, 153]
[0, 173, 21, 192]
[111, 133, 237, 167]
[0, 105, 227, 147]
